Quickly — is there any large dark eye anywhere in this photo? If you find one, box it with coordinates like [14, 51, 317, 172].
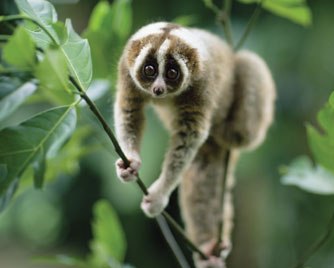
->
[166, 67, 179, 81]
[143, 64, 157, 78]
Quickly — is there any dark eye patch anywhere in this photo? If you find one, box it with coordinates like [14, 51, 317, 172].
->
[164, 57, 183, 90]
[138, 55, 158, 82]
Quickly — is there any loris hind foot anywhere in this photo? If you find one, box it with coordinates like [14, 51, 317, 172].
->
[194, 239, 231, 268]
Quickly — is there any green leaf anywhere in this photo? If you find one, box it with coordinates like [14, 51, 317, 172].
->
[107, 0, 132, 41]
[84, 0, 132, 79]
[28, 126, 94, 184]
[15, 0, 59, 48]
[0, 77, 22, 98]
[89, 200, 126, 265]
[237, 0, 312, 26]
[62, 19, 92, 90]
[329, 91, 334, 108]
[172, 15, 198, 26]
[281, 156, 334, 195]
[35, 47, 74, 104]
[0, 164, 7, 179]
[0, 0, 19, 17]
[307, 102, 334, 174]
[0, 80, 37, 121]
[32, 147, 46, 188]
[87, 1, 110, 32]
[52, 21, 68, 45]
[0, 179, 18, 212]
[87, 0, 132, 40]
[16, 0, 92, 90]
[3, 26, 36, 69]
[0, 105, 77, 196]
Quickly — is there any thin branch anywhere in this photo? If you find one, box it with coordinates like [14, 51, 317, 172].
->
[69, 76, 208, 261]
[235, 0, 263, 51]
[292, 209, 334, 268]
[219, 0, 234, 46]
[203, 0, 234, 46]
[215, 150, 231, 254]
[156, 215, 191, 268]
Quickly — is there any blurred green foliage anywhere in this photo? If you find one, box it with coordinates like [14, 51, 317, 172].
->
[0, 0, 334, 268]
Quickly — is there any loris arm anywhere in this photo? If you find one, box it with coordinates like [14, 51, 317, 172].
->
[141, 91, 212, 217]
[114, 69, 148, 182]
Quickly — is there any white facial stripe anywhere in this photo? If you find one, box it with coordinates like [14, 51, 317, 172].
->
[131, 22, 168, 41]
[173, 54, 189, 90]
[157, 39, 171, 80]
[130, 44, 152, 91]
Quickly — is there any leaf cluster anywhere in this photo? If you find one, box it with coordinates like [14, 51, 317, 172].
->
[0, 0, 130, 212]
[281, 92, 334, 195]
[1, 0, 133, 267]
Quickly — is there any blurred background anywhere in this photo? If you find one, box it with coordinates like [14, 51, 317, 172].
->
[1, 0, 334, 267]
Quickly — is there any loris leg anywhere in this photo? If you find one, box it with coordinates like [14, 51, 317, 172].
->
[179, 138, 238, 268]
[222, 50, 276, 150]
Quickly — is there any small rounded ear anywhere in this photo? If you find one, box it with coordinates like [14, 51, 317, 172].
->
[183, 47, 201, 77]
[127, 40, 142, 66]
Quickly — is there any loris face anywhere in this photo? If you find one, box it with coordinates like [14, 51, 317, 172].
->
[125, 22, 206, 98]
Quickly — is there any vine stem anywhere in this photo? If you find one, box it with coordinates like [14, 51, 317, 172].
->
[220, 0, 234, 47]
[203, 0, 234, 46]
[291, 209, 334, 268]
[216, 150, 231, 248]
[70, 76, 208, 261]
[1, 12, 208, 265]
[234, 0, 264, 51]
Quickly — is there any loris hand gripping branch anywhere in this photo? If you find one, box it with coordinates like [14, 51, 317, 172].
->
[114, 22, 275, 268]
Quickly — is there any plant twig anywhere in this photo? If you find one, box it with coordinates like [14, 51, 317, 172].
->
[203, 0, 234, 46]
[235, 0, 264, 50]
[69, 76, 208, 262]
[156, 215, 191, 268]
[292, 209, 334, 268]
[219, 0, 234, 46]
[216, 150, 230, 253]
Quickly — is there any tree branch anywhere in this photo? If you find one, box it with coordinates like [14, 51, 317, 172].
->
[235, 0, 263, 50]
[203, 0, 234, 46]
[216, 150, 231, 250]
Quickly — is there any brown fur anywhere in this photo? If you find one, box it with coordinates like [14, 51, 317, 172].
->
[114, 22, 276, 268]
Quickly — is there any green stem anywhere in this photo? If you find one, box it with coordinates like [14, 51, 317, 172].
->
[220, 0, 234, 46]
[162, 211, 208, 259]
[292, 209, 334, 268]
[157, 215, 191, 268]
[216, 150, 231, 249]
[235, 0, 263, 50]
[203, 0, 234, 46]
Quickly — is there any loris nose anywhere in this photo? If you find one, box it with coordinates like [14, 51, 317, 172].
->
[153, 87, 164, 96]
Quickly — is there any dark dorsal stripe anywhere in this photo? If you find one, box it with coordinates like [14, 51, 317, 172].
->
[155, 23, 180, 51]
